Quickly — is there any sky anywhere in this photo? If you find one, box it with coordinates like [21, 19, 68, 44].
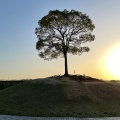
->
[0, 0, 120, 80]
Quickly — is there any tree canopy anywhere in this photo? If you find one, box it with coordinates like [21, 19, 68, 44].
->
[35, 9, 95, 76]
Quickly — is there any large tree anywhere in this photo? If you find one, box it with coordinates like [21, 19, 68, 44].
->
[35, 9, 95, 76]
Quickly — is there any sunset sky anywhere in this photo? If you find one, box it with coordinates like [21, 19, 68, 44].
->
[0, 0, 120, 80]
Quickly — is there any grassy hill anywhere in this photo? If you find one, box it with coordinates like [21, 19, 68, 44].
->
[0, 76, 120, 117]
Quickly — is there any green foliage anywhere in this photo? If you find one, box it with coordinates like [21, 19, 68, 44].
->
[35, 9, 95, 60]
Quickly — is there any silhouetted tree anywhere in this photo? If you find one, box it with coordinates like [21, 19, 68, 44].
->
[35, 9, 95, 76]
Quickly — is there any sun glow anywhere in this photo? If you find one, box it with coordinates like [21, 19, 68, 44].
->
[105, 44, 120, 79]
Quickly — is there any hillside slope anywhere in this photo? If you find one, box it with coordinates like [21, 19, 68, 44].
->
[0, 77, 120, 117]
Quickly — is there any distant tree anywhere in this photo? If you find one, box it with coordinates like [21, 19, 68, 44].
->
[35, 9, 95, 76]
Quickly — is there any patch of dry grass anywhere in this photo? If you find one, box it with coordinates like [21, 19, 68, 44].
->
[0, 76, 120, 117]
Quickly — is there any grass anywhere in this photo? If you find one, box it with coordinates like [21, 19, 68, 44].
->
[0, 81, 24, 90]
[0, 76, 120, 117]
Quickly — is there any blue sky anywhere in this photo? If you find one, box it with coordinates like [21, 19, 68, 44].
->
[0, 0, 120, 80]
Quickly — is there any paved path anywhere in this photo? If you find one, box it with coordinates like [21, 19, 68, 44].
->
[0, 115, 120, 120]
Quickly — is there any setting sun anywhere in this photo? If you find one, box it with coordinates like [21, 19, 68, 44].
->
[105, 44, 120, 79]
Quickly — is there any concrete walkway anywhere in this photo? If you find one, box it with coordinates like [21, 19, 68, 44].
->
[0, 115, 120, 120]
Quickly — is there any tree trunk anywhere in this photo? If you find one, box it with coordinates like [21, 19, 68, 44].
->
[64, 52, 68, 76]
